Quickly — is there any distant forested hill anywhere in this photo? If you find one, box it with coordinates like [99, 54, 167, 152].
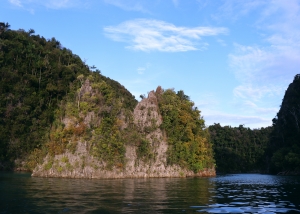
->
[209, 124, 272, 173]
[209, 75, 300, 175]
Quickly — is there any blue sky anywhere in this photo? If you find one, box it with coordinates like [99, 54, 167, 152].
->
[2, 0, 300, 129]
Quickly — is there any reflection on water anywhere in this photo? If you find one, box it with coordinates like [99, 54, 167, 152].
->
[0, 172, 299, 213]
[194, 174, 300, 213]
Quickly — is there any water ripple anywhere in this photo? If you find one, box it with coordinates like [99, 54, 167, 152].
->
[192, 174, 300, 214]
[0, 172, 299, 213]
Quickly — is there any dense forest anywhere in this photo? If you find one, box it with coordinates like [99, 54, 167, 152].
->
[267, 74, 300, 174]
[0, 22, 137, 170]
[209, 75, 300, 175]
[0, 22, 299, 175]
[209, 124, 272, 173]
[155, 88, 215, 172]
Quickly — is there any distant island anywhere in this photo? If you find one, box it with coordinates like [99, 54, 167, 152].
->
[0, 22, 299, 177]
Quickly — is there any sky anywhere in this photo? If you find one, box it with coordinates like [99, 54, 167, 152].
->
[2, 0, 300, 129]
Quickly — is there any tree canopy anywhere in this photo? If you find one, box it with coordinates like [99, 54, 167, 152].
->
[209, 124, 272, 173]
[267, 74, 300, 174]
[156, 88, 215, 172]
[2, 23, 298, 175]
[0, 24, 136, 169]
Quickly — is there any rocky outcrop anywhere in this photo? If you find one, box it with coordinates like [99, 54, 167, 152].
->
[32, 90, 215, 178]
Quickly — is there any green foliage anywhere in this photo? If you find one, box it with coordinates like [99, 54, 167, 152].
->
[61, 156, 69, 163]
[1, 24, 214, 174]
[209, 123, 272, 173]
[0, 26, 91, 168]
[56, 165, 63, 173]
[0, 24, 137, 170]
[42, 71, 137, 170]
[44, 160, 53, 170]
[120, 125, 154, 163]
[25, 147, 47, 171]
[136, 138, 154, 163]
[155, 87, 215, 172]
[267, 74, 300, 174]
[91, 117, 125, 169]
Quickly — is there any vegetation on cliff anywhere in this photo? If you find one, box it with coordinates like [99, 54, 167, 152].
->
[267, 74, 300, 174]
[155, 87, 215, 172]
[2, 22, 298, 176]
[0, 23, 136, 170]
[0, 23, 214, 175]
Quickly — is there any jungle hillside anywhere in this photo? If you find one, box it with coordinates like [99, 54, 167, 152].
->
[0, 23, 215, 177]
[0, 22, 299, 175]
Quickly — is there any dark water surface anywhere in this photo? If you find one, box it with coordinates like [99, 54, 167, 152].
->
[0, 172, 299, 213]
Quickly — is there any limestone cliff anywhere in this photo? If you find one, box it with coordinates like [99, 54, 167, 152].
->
[32, 81, 215, 178]
[0, 27, 214, 174]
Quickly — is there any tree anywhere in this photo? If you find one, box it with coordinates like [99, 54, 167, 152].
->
[28, 28, 35, 36]
[176, 90, 189, 101]
[0, 22, 10, 34]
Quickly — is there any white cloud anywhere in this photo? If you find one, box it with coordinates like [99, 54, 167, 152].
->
[216, 39, 227, 46]
[195, 93, 220, 109]
[137, 63, 150, 75]
[172, 0, 179, 7]
[196, 0, 209, 10]
[137, 67, 145, 74]
[104, 19, 228, 52]
[196, 93, 274, 128]
[8, 0, 83, 9]
[120, 77, 153, 101]
[203, 111, 271, 128]
[233, 84, 282, 101]
[228, 0, 300, 75]
[229, 44, 274, 83]
[9, 0, 22, 7]
[45, 0, 76, 9]
[103, 0, 150, 13]
[226, 0, 300, 126]
[215, 0, 267, 21]
[243, 100, 278, 114]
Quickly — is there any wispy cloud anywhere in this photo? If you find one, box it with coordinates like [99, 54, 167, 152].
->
[226, 0, 300, 124]
[9, 0, 22, 7]
[137, 63, 151, 75]
[195, 93, 220, 109]
[203, 111, 271, 128]
[195, 93, 273, 128]
[216, 39, 227, 46]
[45, 0, 77, 9]
[172, 0, 179, 7]
[242, 100, 278, 114]
[233, 84, 282, 102]
[229, 44, 272, 83]
[215, 0, 267, 21]
[196, 0, 209, 10]
[120, 76, 158, 101]
[104, 19, 228, 52]
[103, 0, 150, 13]
[137, 67, 145, 75]
[7, 0, 84, 9]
